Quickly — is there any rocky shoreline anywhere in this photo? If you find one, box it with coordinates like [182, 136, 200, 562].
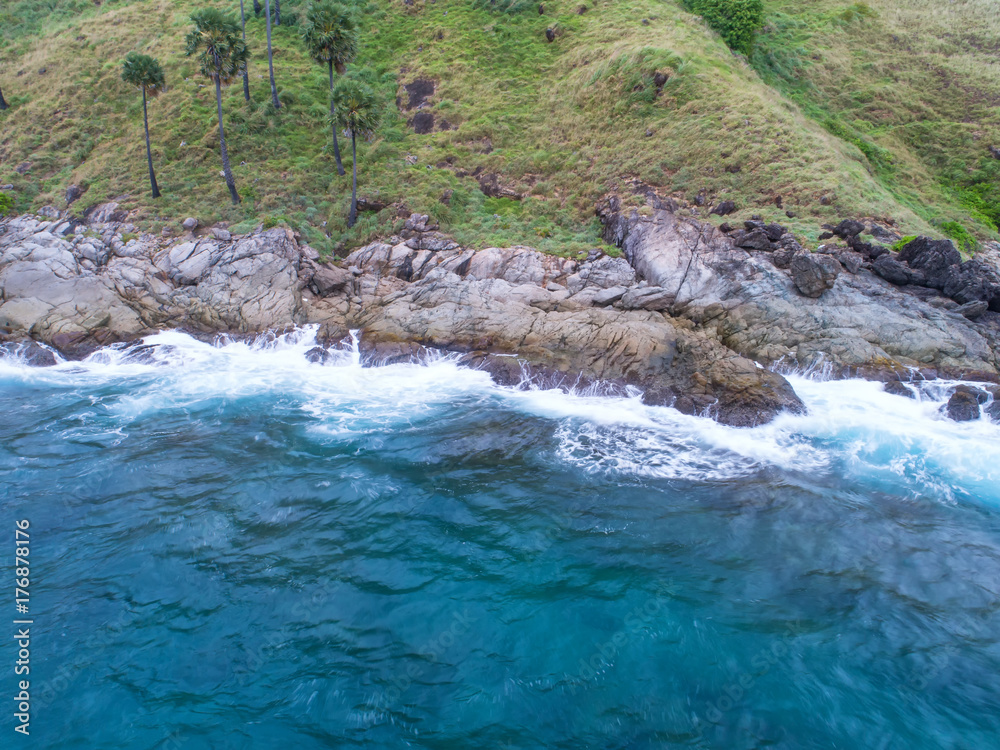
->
[2, 192, 999, 425]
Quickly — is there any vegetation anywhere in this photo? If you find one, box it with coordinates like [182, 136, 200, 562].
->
[683, 0, 765, 56]
[0, 192, 13, 216]
[120, 52, 166, 198]
[0, 0, 997, 257]
[332, 79, 382, 227]
[185, 8, 250, 204]
[302, 1, 358, 177]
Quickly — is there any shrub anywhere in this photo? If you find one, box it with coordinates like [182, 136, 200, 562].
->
[890, 235, 917, 252]
[939, 220, 977, 255]
[683, 0, 765, 56]
[0, 192, 13, 216]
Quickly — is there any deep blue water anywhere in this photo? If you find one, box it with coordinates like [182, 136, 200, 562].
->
[1, 328, 999, 749]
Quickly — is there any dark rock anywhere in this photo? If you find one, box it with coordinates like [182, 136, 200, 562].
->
[539, 4, 544, 14]
[577, 4, 587, 12]
[725, 163, 742, 173]
[942, 385, 988, 422]
[763, 223, 786, 242]
[545, 27, 556, 42]
[65, 184, 84, 205]
[942, 259, 1000, 309]
[14, 162, 31, 175]
[718, 222, 735, 234]
[785, 211, 796, 218]
[438, 119, 454, 131]
[403, 79, 435, 109]
[873, 254, 921, 286]
[743, 219, 764, 231]
[0, 340, 58, 366]
[305, 346, 336, 364]
[770, 247, 797, 269]
[710, 200, 737, 216]
[830, 219, 865, 239]
[439, 189, 453, 205]
[868, 223, 899, 243]
[789, 253, 841, 297]
[897, 236, 960, 290]
[818, 231, 835, 241]
[734, 229, 773, 252]
[957, 300, 989, 320]
[355, 196, 388, 213]
[836, 250, 864, 275]
[477, 173, 520, 199]
[819, 195, 833, 205]
[692, 191, 706, 207]
[989, 145, 1000, 160]
[883, 380, 915, 398]
[411, 111, 434, 134]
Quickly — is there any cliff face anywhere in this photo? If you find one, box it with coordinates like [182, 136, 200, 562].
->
[2, 203, 998, 426]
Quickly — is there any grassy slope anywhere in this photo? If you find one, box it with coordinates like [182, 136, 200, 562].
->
[0, 0, 997, 256]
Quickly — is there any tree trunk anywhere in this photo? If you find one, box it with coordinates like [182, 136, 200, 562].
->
[253, 0, 261, 16]
[264, 0, 280, 109]
[0, 83, 8, 110]
[240, 0, 251, 101]
[142, 88, 161, 199]
[328, 60, 345, 176]
[348, 131, 358, 228]
[215, 77, 240, 205]
[274, 0, 281, 25]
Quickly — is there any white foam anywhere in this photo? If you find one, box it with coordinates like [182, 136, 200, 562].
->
[2, 329, 999, 502]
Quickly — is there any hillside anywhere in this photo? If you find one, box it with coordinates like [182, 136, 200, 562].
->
[1, 0, 998, 256]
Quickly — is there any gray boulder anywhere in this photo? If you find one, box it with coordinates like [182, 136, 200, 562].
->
[789, 253, 841, 298]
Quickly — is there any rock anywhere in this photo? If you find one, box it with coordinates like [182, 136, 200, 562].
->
[411, 111, 434, 134]
[620, 286, 675, 311]
[15, 162, 31, 175]
[897, 236, 961, 290]
[942, 385, 988, 422]
[763, 223, 786, 242]
[592, 286, 628, 306]
[989, 145, 1000, 160]
[211, 227, 232, 241]
[477, 173, 520, 200]
[836, 250, 864, 275]
[37, 206, 60, 219]
[957, 300, 989, 320]
[830, 219, 865, 239]
[356, 196, 388, 213]
[873, 254, 921, 286]
[709, 200, 736, 216]
[883, 380, 914, 398]
[789, 253, 841, 297]
[734, 229, 773, 252]
[182, 217, 199, 231]
[0, 340, 58, 366]
[545, 27, 556, 42]
[65, 184, 84, 205]
[942, 259, 1000, 309]
[310, 265, 352, 296]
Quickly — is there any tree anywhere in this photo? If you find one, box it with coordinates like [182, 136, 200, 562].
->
[274, 0, 282, 26]
[253, 0, 262, 16]
[185, 9, 250, 204]
[332, 79, 381, 228]
[302, 2, 357, 177]
[263, 0, 281, 108]
[121, 52, 166, 199]
[238, 0, 251, 101]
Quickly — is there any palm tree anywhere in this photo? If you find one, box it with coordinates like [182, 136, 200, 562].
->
[121, 52, 166, 199]
[263, 0, 281, 108]
[302, 2, 357, 177]
[238, 0, 251, 101]
[185, 9, 250, 205]
[332, 80, 382, 228]
[274, 0, 282, 25]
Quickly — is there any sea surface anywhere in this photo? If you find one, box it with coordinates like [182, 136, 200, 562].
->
[1, 327, 999, 749]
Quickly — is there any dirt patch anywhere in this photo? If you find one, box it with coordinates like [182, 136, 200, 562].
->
[404, 79, 435, 110]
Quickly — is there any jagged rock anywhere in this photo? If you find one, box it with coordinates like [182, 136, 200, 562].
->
[942, 385, 988, 421]
[836, 250, 864, 275]
[310, 265, 352, 297]
[65, 185, 84, 205]
[763, 223, 786, 242]
[734, 229, 773, 252]
[957, 300, 989, 320]
[897, 237, 960, 290]
[789, 253, 841, 298]
[883, 380, 915, 398]
[182, 217, 199, 231]
[411, 111, 434, 134]
[873, 254, 922, 286]
[212, 227, 232, 241]
[709, 200, 736, 216]
[0, 340, 58, 366]
[830, 219, 865, 239]
[942, 259, 1000, 309]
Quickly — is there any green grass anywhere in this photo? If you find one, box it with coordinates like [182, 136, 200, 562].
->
[1, 0, 998, 256]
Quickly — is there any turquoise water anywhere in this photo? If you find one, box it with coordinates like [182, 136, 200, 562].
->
[2, 328, 999, 749]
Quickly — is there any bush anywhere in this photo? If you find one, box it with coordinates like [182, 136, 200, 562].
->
[0, 192, 13, 216]
[683, 0, 764, 56]
[939, 220, 977, 255]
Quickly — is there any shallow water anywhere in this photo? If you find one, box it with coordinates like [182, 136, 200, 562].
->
[1, 328, 999, 749]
